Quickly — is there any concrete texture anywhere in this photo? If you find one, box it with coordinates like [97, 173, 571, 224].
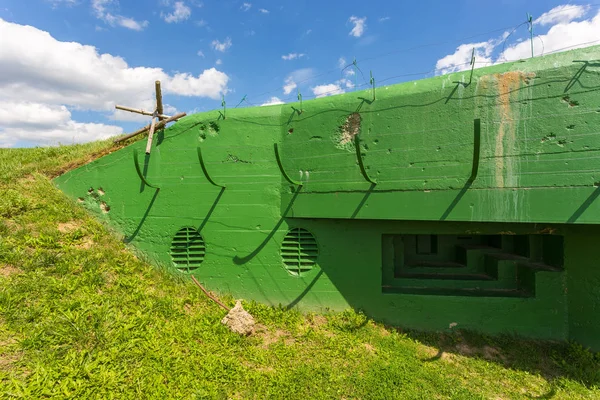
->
[54, 45, 600, 349]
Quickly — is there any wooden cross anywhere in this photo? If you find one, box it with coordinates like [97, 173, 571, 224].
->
[113, 80, 186, 153]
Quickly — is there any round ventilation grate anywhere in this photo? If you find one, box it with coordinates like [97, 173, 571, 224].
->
[281, 228, 318, 276]
[170, 227, 206, 272]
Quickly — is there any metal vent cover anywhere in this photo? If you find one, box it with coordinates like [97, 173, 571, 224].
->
[170, 227, 205, 272]
[281, 228, 318, 275]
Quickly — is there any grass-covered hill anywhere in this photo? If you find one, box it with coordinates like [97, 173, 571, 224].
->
[0, 141, 599, 399]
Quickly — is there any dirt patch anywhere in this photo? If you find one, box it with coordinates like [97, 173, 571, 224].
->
[241, 360, 275, 373]
[0, 351, 22, 370]
[221, 300, 255, 336]
[481, 345, 505, 361]
[377, 325, 391, 337]
[363, 343, 376, 354]
[258, 328, 295, 348]
[2, 220, 19, 231]
[455, 343, 478, 357]
[308, 314, 328, 328]
[339, 113, 361, 145]
[0, 336, 22, 370]
[76, 238, 94, 250]
[57, 221, 80, 233]
[452, 343, 507, 363]
[0, 264, 22, 278]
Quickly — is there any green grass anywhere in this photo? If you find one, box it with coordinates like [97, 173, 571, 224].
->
[1, 142, 599, 399]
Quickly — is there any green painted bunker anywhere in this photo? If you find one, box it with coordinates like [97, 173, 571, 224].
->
[55, 45, 600, 350]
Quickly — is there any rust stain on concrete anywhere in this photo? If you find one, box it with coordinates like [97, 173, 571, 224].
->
[488, 71, 535, 188]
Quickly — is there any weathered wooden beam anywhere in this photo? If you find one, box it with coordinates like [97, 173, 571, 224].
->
[113, 112, 187, 143]
[145, 117, 157, 154]
[114, 105, 171, 119]
[155, 81, 164, 120]
[114, 125, 150, 143]
[115, 105, 153, 116]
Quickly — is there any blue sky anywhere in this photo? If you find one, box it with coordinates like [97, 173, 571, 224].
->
[1, 0, 599, 147]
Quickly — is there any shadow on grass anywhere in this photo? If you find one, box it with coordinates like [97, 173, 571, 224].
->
[399, 327, 600, 390]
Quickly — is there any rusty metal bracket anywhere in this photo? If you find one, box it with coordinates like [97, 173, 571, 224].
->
[274, 143, 303, 186]
[197, 147, 226, 188]
[133, 149, 160, 190]
[354, 135, 377, 185]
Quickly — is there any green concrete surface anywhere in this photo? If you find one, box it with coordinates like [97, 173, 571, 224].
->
[54, 45, 600, 349]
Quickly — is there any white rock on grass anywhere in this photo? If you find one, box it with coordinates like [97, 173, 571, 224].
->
[221, 300, 255, 335]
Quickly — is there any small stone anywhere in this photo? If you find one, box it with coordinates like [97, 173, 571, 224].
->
[221, 300, 255, 336]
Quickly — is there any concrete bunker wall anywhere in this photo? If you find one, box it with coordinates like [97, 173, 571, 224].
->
[54, 45, 600, 349]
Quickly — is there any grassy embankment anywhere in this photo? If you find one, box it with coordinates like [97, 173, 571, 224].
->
[0, 141, 599, 399]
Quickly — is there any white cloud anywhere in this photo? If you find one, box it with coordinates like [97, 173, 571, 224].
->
[348, 16, 366, 38]
[161, 1, 191, 23]
[0, 19, 230, 103]
[115, 17, 148, 31]
[500, 9, 600, 61]
[197, 50, 205, 57]
[338, 78, 354, 89]
[283, 68, 315, 94]
[281, 68, 315, 95]
[312, 83, 344, 98]
[241, 2, 251, 11]
[195, 19, 207, 27]
[215, 58, 222, 65]
[91, 1, 109, 17]
[435, 41, 495, 75]
[289, 68, 315, 82]
[338, 57, 355, 76]
[310, 77, 354, 99]
[282, 53, 305, 60]
[0, 18, 229, 146]
[283, 77, 297, 95]
[211, 37, 232, 52]
[260, 97, 284, 106]
[0, 101, 122, 147]
[0, 101, 72, 128]
[434, 5, 600, 75]
[378, 17, 390, 22]
[534, 4, 588, 26]
[48, 0, 77, 7]
[92, 0, 148, 31]
[259, 8, 269, 14]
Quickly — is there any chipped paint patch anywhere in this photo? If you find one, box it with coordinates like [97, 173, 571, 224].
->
[334, 112, 362, 150]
